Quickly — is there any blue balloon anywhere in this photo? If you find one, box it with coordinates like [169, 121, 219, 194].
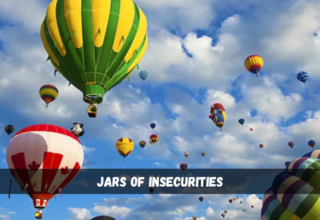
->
[139, 70, 148, 81]
[308, 140, 316, 148]
[238, 118, 245, 125]
[297, 71, 308, 84]
[150, 123, 156, 129]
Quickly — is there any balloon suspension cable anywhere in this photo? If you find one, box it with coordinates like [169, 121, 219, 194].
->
[8, 179, 12, 199]
[124, 158, 126, 162]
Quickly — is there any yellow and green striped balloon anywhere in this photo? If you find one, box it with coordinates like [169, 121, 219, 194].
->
[262, 150, 320, 220]
[40, 0, 148, 104]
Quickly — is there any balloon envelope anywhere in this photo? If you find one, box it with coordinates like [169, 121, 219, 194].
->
[261, 150, 320, 219]
[139, 70, 148, 80]
[39, 84, 58, 107]
[6, 124, 84, 210]
[91, 216, 116, 220]
[297, 71, 308, 84]
[239, 118, 245, 125]
[5, 124, 14, 135]
[244, 55, 263, 76]
[40, 0, 148, 104]
[116, 138, 134, 160]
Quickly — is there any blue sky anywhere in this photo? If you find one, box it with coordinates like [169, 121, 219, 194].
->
[0, 0, 320, 219]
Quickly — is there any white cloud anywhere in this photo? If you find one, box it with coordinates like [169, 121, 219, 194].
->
[92, 206, 131, 218]
[82, 145, 95, 154]
[68, 208, 91, 220]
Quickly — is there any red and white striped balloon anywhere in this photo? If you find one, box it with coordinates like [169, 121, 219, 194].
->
[6, 124, 84, 210]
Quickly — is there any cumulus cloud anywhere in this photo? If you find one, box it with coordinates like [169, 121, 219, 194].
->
[68, 208, 91, 220]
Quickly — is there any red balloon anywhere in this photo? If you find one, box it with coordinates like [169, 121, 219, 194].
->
[6, 124, 84, 211]
[250, 128, 253, 131]
[229, 199, 232, 203]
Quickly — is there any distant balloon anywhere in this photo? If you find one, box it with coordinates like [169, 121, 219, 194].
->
[180, 163, 188, 171]
[5, 125, 14, 135]
[199, 196, 204, 202]
[240, 201, 243, 204]
[251, 205, 254, 208]
[308, 140, 316, 148]
[209, 103, 226, 131]
[259, 144, 264, 149]
[149, 134, 159, 145]
[221, 213, 225, 218]
[233, 198, 236, 201]
[149, 187, 154, 193]
[193, 216, 197, 220]
[139, 141, 146, 149]
[115, 138, 134, 161]
[229, 199, 232, 203]
[91, 216, 116, 220]
[243, 209, 245, 211]
[236, 197, 238, 200]
[239, 119, 245, 125]
[139, 70, 148, 81]
[184, 152, 189, 158]
[201, 152, 205, 157]
[250, 128, 253, 131]
[244, 55, 263, 77]
[288, 141, 294, 148]
[150, 123, 156, 129]
[297, 71, 308, 84]
[39, 84, 58, 107]
[224, 210, 227, 214]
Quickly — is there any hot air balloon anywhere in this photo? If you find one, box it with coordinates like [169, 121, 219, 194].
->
[250, 128, 253, 131]
[261, 150, 320, 220]
[149, 187, 154, 193]
[199, 196, 203, 202]
[259, 144, 264, 149]
[40, 0, 148, 116]
[224, 210, 227, 214]
[244, 55, 263, 77]
[116, 138, 134, 161]
[193, 216, 197, 220]
[243, 209, 245, 211]
[209, 103, 226, 131]
[221, 213, 225, 218]
[6, 124, 84, 219]
[39, 84, 58, 107]
[201, 152, 205, 157]
[184, 152, 189, 158]
[139, 70, 148, 81]
[236, 197, 238, 200]
[233, 198, 236, 201]
[308, 140, 316, 148]
[5, 125, 14, 135]
[288, 141, 294, 148]
[180, 163, 188, 171]
[285, 161, 290, 167]
[240, 201, 243, 204]
[297, 71, 308, 84]
[149, 134, 159, 145]
[150, 123, 156, 129]
[251, 205, 254, 208]
[239, 119, 245, 125]
[139, 141, 146, 149]
[91, 216, 116, 220]
[229, 199, 232, 203]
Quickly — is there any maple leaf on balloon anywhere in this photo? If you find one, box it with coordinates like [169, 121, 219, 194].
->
[60, 166, 70, 175]
[28, 161, 40, 170]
